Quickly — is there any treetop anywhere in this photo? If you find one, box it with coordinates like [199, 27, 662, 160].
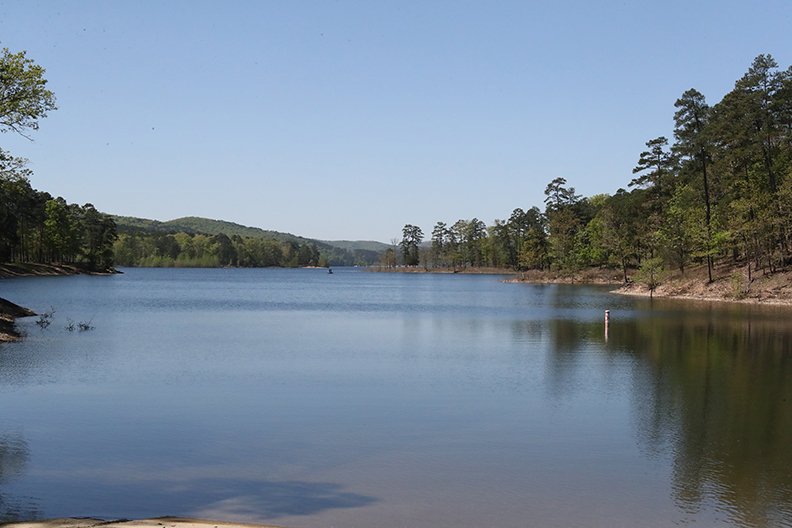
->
[0, 48, 57, 138]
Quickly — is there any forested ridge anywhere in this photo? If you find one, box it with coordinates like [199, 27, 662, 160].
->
[396, 54, 792, 293]
[0, 46, 381, 272]
[112, 215, 383, 268]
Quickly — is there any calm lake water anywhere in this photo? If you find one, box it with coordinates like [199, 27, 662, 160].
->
[0, 268, 790, 528]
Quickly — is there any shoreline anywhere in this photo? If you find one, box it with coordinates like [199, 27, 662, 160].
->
[0, 297, 37, 342]
[0, 262, 118, 279]
[611, 278, 792, 307]
[2, 263, 789, 335]
[0, 518, 282, 528]
[369, 266, 517, 275]
[0, 265, 112, 341]
[503, 265, 792, 307]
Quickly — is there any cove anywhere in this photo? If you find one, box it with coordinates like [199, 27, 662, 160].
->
[0, 268, 789, 528]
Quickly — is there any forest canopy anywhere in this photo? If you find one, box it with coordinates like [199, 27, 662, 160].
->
[397, 54, 792, 284]
[1, 47, 117, 271]
[4, 49, 792, 277]
[0, 47, 378, 271]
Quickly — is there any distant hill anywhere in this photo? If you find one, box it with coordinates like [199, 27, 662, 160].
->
[111, 215, 385, 265]
[320, 240, 391, 252]
[167, 216, 311, 245]
[113, 215, 301, 240]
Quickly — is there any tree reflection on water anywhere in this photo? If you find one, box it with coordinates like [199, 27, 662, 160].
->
[545, 302, 792, 527]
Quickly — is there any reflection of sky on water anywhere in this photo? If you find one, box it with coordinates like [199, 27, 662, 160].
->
[0, 269, 790, 527]
[0, 434, 39, 521]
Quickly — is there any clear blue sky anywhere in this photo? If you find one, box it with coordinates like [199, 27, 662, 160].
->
[2, 1, 790, 242]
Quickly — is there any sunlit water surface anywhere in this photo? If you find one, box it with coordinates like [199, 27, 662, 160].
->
[0, 268, 790, 528]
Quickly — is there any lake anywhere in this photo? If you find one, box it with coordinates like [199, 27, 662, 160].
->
[0, 268, 790, 528]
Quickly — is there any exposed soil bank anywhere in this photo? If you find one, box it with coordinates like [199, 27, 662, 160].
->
[0, 262, 118, 278]
[613, 265, 792, 307]
[0, 297, 36, 342]
[505, 267, 624, 285]
[0, 518, 280, 528]
[371, 265, 625, 282]
[494, 262, 791, 307]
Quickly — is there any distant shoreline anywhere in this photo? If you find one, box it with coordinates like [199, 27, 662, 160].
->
[0, 518, 281, 528]
[370, 265, 623, 283]
[0, 262, 118, 279]
[372, 264, 792, 307]
[369, 266, 518, 275]
[2, 264, 789, 341]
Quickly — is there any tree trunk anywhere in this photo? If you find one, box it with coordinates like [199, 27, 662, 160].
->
[701, 150, 713, 283]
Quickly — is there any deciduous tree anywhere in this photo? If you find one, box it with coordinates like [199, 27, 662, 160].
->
[0, 48, 57, 138]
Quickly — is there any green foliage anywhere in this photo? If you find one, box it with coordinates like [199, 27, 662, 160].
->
[380, 247, 397, 268]
[5, 46, 792, 280]
[630, 136, 675, 192]
[112, 230, 330, 269]
[504, 207, 548, 270]
[430, 221, 448, 267]
[729, 270, 749, 299]
[546, 206, 581, 270]
[315, 240, 390, 253]
[0, 48, 57, 138]
[0, 47, 116, 271]
[401, 54, 792, 280]
[112, 215, 381, 266]
[543, 177, 581, 212]
[43, 198, 81, 262]
[400, 224, 424, 266]
[81, 204, 117, 270]
[1, 158, 116, 270]
[656, 184, 699, 273]
[635, 257, 666, 297]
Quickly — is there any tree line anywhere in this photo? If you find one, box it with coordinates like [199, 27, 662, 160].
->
[6, 48, 791, 277]
[1, 46, 375, 272]
[113, 231, 327, 268]
[396, 54, 792, 285]
[112, 217, 383, 268]
[1, 47, 118, 272]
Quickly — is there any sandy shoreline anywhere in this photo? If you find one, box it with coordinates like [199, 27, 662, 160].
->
[612, 285, 792, 307]
[609, 268, 792, 307]
[504, 265, 792, 308]
[0, 518, 282, 528]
